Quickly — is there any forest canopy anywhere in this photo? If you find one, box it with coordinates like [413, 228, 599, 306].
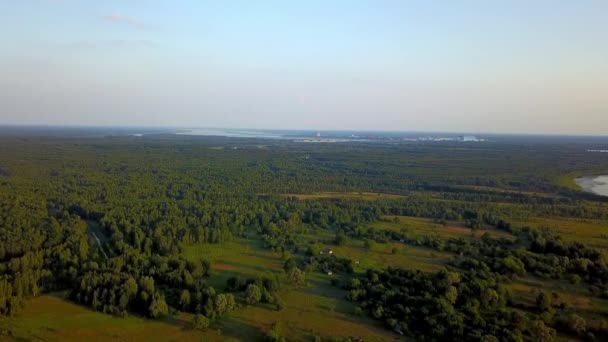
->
[1, 134, 608, 341]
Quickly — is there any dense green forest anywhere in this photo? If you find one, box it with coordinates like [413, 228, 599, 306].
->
[1, 133, 608, 341]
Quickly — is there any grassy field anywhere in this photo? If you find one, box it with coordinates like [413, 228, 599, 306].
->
[182, 238, 283, 289]
[13, 214, 608, 341]
[452, 185, 560, 198]
[509, 277, 608, 319]
[556, 174, 583, 191]
[289, 220, 453, 272]
[181, 236, 405, 341]
[0, 293, 226, 342]
[226, 274, 396, 341]
[283, 192, 406, 200]
[0, 281, 396, 342]
[331, 239, 451, 273]
[0, 234, 429, 341]
[511, 216, 608, 250]
[373, 215, 514, 240]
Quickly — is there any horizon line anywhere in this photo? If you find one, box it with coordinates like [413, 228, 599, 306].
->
[1, 123, 608, 138]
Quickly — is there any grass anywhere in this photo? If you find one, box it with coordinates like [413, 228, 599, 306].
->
[16, 215, 608, 342]
[0, 293, 227, 342]
[509, 277, 608, 318]
[180, 237, 400, 340]
[182, 238, 283, 289]
[372, 215, 514, 241]
[511, 216, 608, 251]
[226, 276, 396, 341]
[452, 185, 559, 197]
[2, 220, 409, 341]
[332, 239, 451, 273]
[283, 192, 406, 200]
[293, 221, 453, 272]
[556, 173, 582, 191]
[0, 285, 396, 342]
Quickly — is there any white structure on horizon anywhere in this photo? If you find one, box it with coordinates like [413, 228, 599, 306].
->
[459, 135, 478, 142]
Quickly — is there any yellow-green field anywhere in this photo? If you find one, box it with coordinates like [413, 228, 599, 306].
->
[331, 239, 451, 273]
[181, 235, 435, 339]
[373, 215, 514, 240]
[0, 293, 225, 342]
[10, 213, 607, 341]
[183, 238, 283, 288]
[0, 286, 396, 342]
[225, 275, 395, 341]
[509, 277, 608, 319]
[511, 216, 608, 250]
[283, 192, 406, 200]
[556, 174, 582, 191]
[183, 238, 401, 340]
[452, 185, 559, 198]
[0, 235, 401, 342]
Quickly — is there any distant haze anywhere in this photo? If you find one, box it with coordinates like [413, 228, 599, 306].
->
[0, 1, 607, 134]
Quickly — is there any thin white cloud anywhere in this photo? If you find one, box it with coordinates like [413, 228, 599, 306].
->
[102, 13, 154, 30]
[64, 40, 156, 49]
[109, 39, 156, 48]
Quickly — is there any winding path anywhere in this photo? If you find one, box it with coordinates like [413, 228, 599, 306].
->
[91, 232, 109, 260]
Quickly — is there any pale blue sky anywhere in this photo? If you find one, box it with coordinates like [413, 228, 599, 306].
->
[0, 1, 607, 134]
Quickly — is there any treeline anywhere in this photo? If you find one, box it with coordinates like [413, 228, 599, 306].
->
[0, 206, 89, 315]
[337, 217, 608, 340]
[346, 266, 608, 341]
[347, 268, 524, 341]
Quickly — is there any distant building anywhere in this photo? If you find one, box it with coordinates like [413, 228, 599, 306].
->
[459, 135, 478, 142]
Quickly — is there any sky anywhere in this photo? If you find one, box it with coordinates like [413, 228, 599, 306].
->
[0, 1, 607, 134]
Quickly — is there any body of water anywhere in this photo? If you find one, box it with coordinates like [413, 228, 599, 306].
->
[176, 129, 287, 139]
[576, 175, 608, 196]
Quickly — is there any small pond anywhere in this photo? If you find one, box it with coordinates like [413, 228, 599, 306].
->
[576, 175, 608, 196]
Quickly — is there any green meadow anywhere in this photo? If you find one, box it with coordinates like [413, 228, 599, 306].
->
[372, 215, 514, 240]
[283, 192, 407, 201]
[511, 216, 608, 250]
[183, 238, 283, 289]
[0, 293, 225, 342]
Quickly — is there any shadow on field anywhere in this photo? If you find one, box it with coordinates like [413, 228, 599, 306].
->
[222, 260, 279, 274]
[218, 316, 264, 341]
[303, 277, 359, 318]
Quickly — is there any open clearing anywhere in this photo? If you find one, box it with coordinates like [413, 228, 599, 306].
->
[0, 284, 395, 342]
[283, 192, 406, 200]
[182, 238, 400, 341]
[509, 277, 608, 319]
[332, 239, 451, 273]
[511, 216, 608, 250]
[226, 274, 395, 341]
[0, 236, 416, 342]
[373, 215, 514, 240]
[0, 293, 226, 342]
[183, 238, 283, 289]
